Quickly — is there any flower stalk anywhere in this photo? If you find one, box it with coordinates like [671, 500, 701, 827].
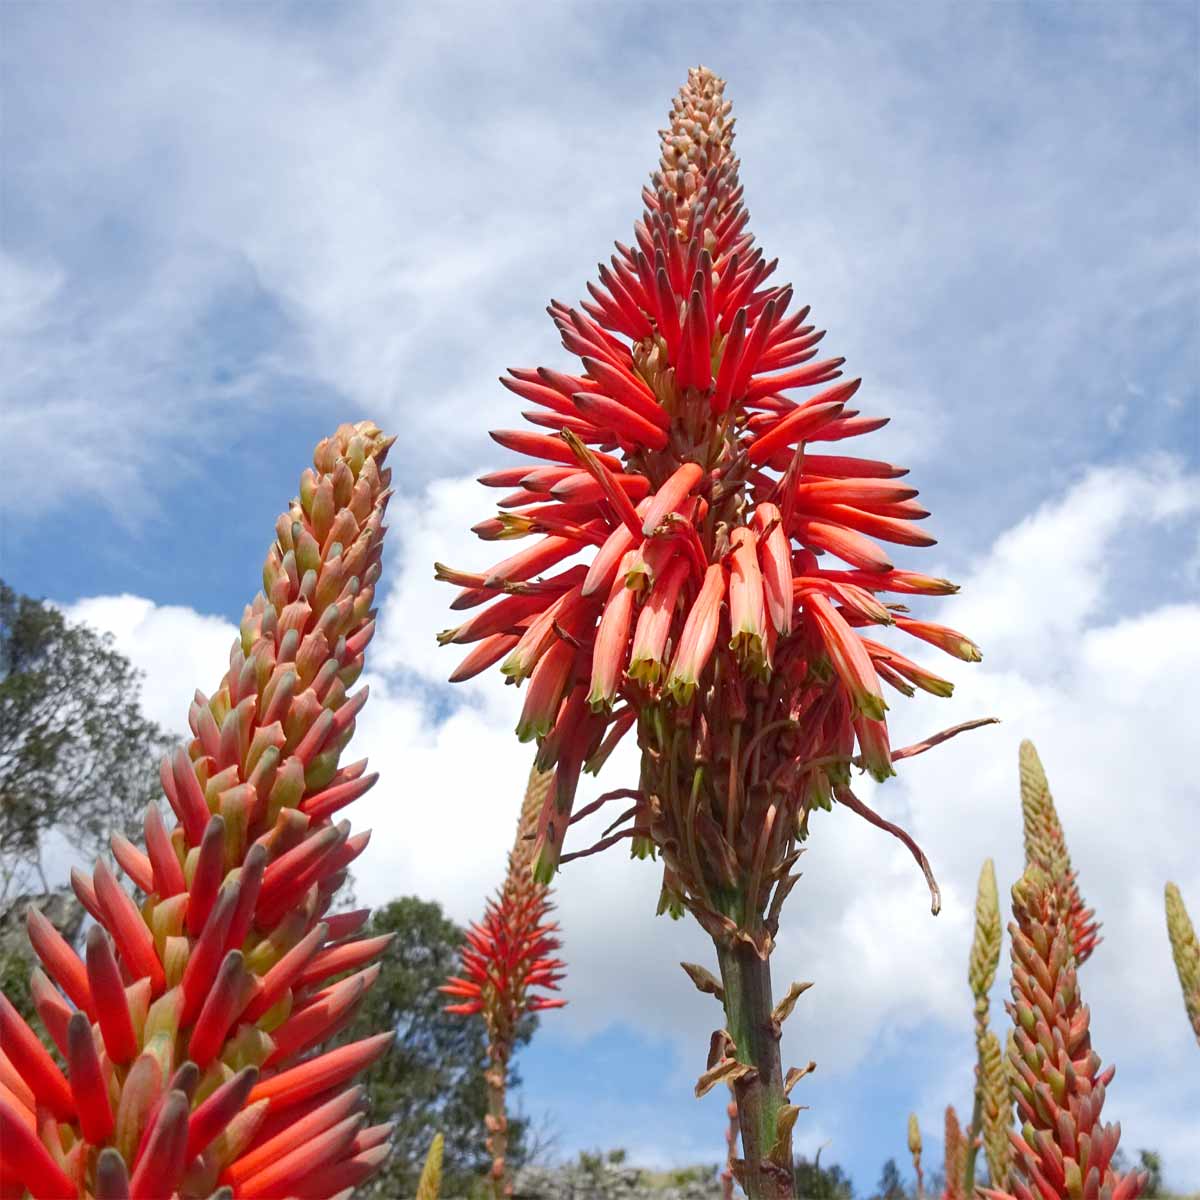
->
[439, 66, 986, 1196]
[0, 423, 395, 1199]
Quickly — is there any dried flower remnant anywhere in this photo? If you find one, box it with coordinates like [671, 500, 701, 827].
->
[438, 66, 987, 1197]
[1018, 740, 1099, 963]
[1164, 881, 1200, 1045]
[441, 767, 566, 1197]
[0, 423, 396, 1200]
[983, 867, 1145, 1200]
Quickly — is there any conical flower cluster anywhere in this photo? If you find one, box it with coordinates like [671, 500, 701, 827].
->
[0, 423, 395, 1200]
[441, 767, 566, 1195]
[1018, 741, 1099, 964]
[1164, 881, 1200, 1044]
[967, 858, 1012, 1187]
[941, 1106, 965, 1200]
[984, 867, 1144, 1200]
[437, 65, 981, 950]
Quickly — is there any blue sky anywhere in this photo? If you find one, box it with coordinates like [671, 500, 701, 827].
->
[2, 0, 1198, 1187]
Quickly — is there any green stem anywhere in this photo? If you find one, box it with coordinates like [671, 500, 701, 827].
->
[715, 938, 795, 1200]
[485, 1042, 510, 1199]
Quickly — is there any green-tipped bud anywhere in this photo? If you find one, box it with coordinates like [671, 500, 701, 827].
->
[1165, 881, 1200, 1044]
[416, 1131, 445, 1200]
[969, 858, 1002, 1008]
[978, 1027, 1013, 1185]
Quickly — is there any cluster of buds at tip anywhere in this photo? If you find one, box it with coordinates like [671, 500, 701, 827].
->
[1164, 881, 1200, 1045]
[437, 63, 986, 951]
[0, 423, 396, 1200]
[982, 867, 1145, 1200]
[1019, 741, 1099, 964]
[441, 768, 566, 1196]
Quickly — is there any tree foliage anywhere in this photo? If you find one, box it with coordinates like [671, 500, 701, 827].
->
[345, 896, 535, 1197]
[793, 1151, 854, 1200]
[0, 580, 175, 903]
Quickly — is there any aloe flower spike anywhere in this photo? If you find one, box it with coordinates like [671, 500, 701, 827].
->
[982, 866, 1145, 1200]
[1164, 881, 1200, 1044]
[438, 66, 989, 1198]
[442, 766, 566, 1197]
[1, 423, 395, 1199]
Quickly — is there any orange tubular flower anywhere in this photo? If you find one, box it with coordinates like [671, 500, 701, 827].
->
[0, 423, 395, 1200]
[442, 768, 565, 1198]
[437, 67, 986, 1197]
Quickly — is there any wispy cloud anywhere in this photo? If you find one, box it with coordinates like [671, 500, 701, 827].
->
[3, 2, 1195, 538]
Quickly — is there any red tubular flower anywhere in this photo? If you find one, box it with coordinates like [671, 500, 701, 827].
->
[437, 67, 988, 1196]
[2, 423, 395, 1200]
[442, 767, 566, 1198]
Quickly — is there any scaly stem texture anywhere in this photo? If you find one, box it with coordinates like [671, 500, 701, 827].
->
[0, 423, 396, 1200]
[716, 941, 791, 1199]
[438, 66, 986, 1195]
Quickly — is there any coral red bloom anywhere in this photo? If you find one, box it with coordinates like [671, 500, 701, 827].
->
[436, 68, 987, 1194]
[443, 767, 566, 1197]
[982, 867, 1145, 1200]
[437, 68, 983, 923]
[3, 424, 395, 1200]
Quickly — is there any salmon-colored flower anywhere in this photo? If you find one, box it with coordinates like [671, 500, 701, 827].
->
[982, 867, 1145, 1200]
[438, 69, 982, 915]
[1, 424, 395, 1200]
[443, 768, 566, 1197]
[436, 68, 987, 1193]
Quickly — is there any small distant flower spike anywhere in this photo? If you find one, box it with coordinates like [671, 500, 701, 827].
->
[416, 1131, 445, 1200]
[977, 1028, 1012, 1186]
[438, 66, 988, 1198]
[3, 423, 395, 1199]
[443, 766, 566, 1198]
[942, 1106, 965, 1200]
[982, 866, 1145, 1200]
[907, 1112, 924, 1200]
[963, 858, 1011, 1191]
[1164, 881, 1200, 1044]
[1018, 740, 1100, 964]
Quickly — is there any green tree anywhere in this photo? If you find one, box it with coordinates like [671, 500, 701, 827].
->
[1137, 1150, 1163, 1198]
[0, 580, 175, 903]
[346, 897, 535, 1197]
[869, 1158, 909, 1200]
[793, 1150, 854, 1200]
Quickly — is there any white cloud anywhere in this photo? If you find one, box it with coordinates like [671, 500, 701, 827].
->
[3, 3, 1194, 525]
[69, 455, 1199, 1172]
[62, 593, 239, 736]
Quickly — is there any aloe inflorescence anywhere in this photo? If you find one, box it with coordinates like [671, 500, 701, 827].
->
[1, 423, 396, 1199]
